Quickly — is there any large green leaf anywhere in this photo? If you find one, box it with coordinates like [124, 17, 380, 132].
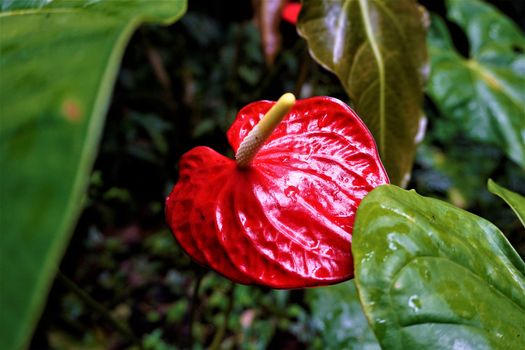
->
[0, 1, 186, 349]
[427, 0, 525, 168]
[353, 185, 525, 349]
[297, 0, 428, 186]
[306, 280, 380, 350]
[488, 179, 525, 228]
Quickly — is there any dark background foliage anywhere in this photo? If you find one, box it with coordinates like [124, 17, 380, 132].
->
[30, 0, 524, 349]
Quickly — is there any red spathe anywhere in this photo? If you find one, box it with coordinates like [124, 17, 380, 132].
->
[166, 96, 389, 288]
[282, 2, 301, 25]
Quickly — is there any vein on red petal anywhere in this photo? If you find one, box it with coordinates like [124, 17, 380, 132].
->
[208, 172, 253, 284]
[168, 148, 220, 265]
[189, 172, 233, 274]
[171, 148, 251, 283]
[215, 171, 305, 287]
[255, 165, 356, 244]
[260, 132, 363, 161]
[258, 153, 376, 195]
[237, 169, 353, 282]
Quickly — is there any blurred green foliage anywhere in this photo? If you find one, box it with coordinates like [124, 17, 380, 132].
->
[427, 0, 525, 167]
[14, 0, 525, 349]
[0, 1, 187, 349]
[305, 280, 380, 350]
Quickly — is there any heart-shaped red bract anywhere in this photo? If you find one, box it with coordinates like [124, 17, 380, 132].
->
[166, 96, 388, 288]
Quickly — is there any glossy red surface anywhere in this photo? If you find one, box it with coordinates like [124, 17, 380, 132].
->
[282, 2, 301, 25]
[166, 97, 389, 288]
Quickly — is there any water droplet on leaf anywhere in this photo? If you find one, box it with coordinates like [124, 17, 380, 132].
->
[408, 295, 422, 312]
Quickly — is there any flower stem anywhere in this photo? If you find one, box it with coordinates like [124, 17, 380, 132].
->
[209, 283, 236, 350]
[56, 271, 144, 349]
[236, 93, 296, 168]
[188, 270, 205, 347]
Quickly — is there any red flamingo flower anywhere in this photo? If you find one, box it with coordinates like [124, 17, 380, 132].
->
[166, 93, 389, 288]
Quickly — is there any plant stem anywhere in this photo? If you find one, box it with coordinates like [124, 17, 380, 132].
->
[188, 270, 205, 348]
[294, 46, 311, 97]
[252, 39, 305, 99]
[56, 271, 144, 350]
[209, 283, 236, 350]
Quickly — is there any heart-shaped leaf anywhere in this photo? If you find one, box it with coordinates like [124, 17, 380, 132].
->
[427, 0, 525, 168]
[297, 0, 428, 186]
[488, 179, 525, 228]
[166, 96, 389, 288]
[0, 1, 186, 348]
[353, 185, 525, 349]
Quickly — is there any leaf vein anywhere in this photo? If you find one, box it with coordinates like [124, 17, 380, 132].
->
[358, 0, 386, 158]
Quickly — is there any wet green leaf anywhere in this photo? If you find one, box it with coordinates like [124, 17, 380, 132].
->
[297, 0, 428, 186]
[0, 1, 187, 349]
[353, 185, 525, 349]
[488, 179, 525, 228]
[306, 280, 380, 350]
[427, 0, 525, 168]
